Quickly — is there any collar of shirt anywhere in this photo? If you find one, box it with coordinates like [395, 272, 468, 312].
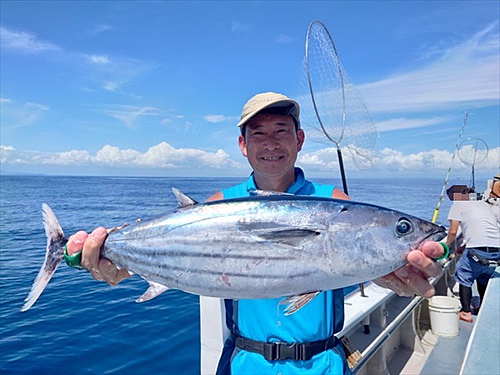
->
[246, 167, 306, 194]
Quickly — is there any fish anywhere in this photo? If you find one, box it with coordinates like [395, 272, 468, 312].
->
[21, 188, 446, 313]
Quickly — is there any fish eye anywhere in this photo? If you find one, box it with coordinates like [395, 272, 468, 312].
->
[396, 218, 413, 236]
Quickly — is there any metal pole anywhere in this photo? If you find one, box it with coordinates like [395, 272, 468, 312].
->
[471, 165, 475, 192]
[337, 147, 349, 195]
[336, 147, 367, 297]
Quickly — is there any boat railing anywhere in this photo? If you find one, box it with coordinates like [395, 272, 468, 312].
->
[339, 253, 457, 374]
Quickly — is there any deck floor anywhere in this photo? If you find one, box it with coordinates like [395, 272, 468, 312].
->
[419, 319, 474, 375]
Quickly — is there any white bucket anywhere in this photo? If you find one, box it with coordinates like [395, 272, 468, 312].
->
[428, 296, 461, 337]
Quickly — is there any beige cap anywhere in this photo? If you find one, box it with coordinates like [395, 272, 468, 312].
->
[237, 92, 300, 128]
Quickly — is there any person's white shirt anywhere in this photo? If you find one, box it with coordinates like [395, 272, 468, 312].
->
[447, 200, 500, 248]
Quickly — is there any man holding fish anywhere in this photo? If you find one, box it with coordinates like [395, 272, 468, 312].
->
[61, 93, 447, 374]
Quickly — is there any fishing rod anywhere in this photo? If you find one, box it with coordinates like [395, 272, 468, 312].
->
[431, 111, 468, 223]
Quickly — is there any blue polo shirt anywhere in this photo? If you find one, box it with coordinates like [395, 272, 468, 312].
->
[216, 168, 350, 375]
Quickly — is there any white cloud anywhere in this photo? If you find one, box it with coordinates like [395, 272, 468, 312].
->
[95, 145, 141, 166]
[0, 26, 61, 53]
[101, 105, 162, 127]
[87, 54, 110, 65]
[204, 115, 226, 123]
[298, 146, 500, 173]
[203, 114, 238, 123]
[2, 25, 154, 95]
[0, 142, 245, 170]
[93, 57, 157, 92]
[46, 150, 92, 165]
[375, 116, 451, 132]
[299, 148, 338, 169]
[0, 145, 16, 163]
[88, 24, 114, 36]
[2, 141, 497, 176]
[103, 81, 120, 91]
[1, 100, 49, 129]
[359, 23, 499, 113]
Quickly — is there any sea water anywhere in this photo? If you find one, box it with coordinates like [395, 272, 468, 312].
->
[0, 175, 452, 374]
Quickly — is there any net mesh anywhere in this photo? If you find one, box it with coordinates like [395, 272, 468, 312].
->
[299, 21, 378, 169]
[457, 137, 489, 166]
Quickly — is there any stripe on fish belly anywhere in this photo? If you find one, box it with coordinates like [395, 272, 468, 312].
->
[21, 189, 447, 312]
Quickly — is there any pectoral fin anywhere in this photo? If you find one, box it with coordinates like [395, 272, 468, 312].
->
[280, 291, 321, 316]
[237, 219, 323, 248]
[136, 281, 170, 303]
[255, 228, 322, 247]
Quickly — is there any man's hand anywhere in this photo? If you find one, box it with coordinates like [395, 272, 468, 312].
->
[66, 227, 130, 285]
[374, 241, 444, 298]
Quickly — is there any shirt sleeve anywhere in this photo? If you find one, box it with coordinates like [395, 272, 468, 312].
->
[447, 202, 462, 221]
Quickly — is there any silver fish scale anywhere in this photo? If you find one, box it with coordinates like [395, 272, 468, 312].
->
[100, 196, 446, 300]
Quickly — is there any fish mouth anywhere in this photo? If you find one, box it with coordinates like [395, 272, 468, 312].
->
[416, 225, 447, 248]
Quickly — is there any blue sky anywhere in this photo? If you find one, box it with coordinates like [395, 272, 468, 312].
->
[1, 1, 499, 181]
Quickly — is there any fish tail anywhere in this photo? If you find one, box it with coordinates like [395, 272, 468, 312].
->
[21, 204, 67, 312]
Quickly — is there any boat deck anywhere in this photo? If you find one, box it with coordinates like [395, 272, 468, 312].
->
[400, 266, 499, 375]
[418, 320, 474, 375]
[460, 267, 500, 375]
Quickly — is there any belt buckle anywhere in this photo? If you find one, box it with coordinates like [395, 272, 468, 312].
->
[263, 342, 279, 361]
[264, 341, 313, 361]
[278, 342, 299, 360]
[279, 342, 311, 361]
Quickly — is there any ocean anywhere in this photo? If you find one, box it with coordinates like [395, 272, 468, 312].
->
[0, 175, 453, 374]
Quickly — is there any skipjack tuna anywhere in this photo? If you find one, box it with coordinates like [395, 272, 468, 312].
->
[22, 189, 446, 314]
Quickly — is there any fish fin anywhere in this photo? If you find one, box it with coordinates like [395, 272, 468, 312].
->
[280, 291, 321, 316]
[21, 204, 67, 312]
[249, 189, 293, 196]
[172, 187, 198, 208]
[252, 227, 322, 247]
[136, 281, 170, 303]
[113, 264, 134, 275]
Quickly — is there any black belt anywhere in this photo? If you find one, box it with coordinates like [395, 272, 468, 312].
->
[233, 333, 337, 361]
[474, 247, 500, 253]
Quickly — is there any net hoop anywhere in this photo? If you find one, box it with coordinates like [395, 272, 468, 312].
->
[457, 137, 489, 166]
[305, 20, 345, 148]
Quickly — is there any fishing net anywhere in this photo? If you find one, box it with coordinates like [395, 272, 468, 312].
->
[299, 20, 378, 169]
[457, 137, 489, 167]
[457, 137, 489, 189]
